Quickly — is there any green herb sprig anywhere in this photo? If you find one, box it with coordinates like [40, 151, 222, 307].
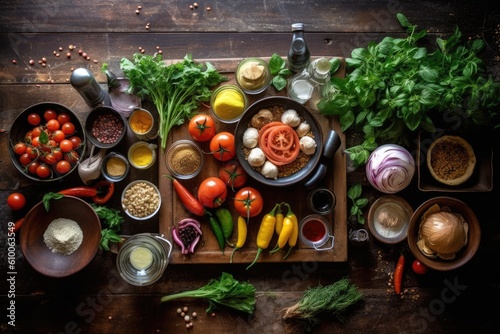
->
[91, 204, 124, 251]
[318, 13, 500, 166]
[269, 53, 292, 91]
[347, 184, 368, 224]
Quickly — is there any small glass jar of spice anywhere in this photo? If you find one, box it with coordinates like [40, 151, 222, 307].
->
[165, 140, 204, 180]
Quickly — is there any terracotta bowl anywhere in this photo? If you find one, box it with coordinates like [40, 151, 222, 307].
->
[407, 196, 481, 271]
[9, 102, 86, 182]
[20, 196, 101, 277]
[234, 96, 323, 187]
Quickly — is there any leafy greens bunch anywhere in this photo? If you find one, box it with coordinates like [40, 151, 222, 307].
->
[318, 13, 500, 166]
[121, 53, 227, 150]
[160, 272, 256, 314]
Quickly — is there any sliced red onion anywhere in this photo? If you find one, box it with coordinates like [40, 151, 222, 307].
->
[366, 144, 415, 194]
[172, 218, 202, 254]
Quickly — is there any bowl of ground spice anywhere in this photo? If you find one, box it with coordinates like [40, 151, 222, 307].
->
[128, 141, 157, 170]
[20, 195, 101, 277]
[85, 106, 127, 149]
[102, 152, 130, 182]
[165, 139, 204, 180]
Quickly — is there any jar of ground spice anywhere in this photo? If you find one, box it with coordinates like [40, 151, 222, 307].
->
[166, 140, 204, 179]
[102, 152, 130, 182]
[128, 141, 157, 170]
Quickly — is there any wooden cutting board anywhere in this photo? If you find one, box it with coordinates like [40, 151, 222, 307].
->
[158, 57, 348, 264]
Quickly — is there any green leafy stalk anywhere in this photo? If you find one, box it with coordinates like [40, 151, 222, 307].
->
[120, 53, 227, 150]
[282, 278, 362, 329]
[318, 13, 500, 166]
[160, 272, 256, 314]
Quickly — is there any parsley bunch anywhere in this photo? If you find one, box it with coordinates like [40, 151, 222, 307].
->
[318, 13, 500, 166]
[121, 53, 227, 150]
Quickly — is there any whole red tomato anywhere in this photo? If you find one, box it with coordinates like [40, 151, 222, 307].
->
[234, 187, 263, 218]
[209, 131, 236, 161]
[188, 114, 216, 142]
[197, 177, 228, 208]
[412, 259, 429, 275]
[218, 160, 248, 190]
[7, 192, 26, 211]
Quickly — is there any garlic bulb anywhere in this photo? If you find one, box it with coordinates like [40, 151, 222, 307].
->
[417, 211, 468, 260]
[299, 136, 317, 155]
[296, 121, 311, 137]
[281, 109, 301, 127]
[247, 147, 266, 167]
[242, 127, 259, 148]
[261, 161, 279, 179]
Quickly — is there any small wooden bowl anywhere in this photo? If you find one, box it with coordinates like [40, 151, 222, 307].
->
[407, 196, 481, 271]
[20, 196, 101, 277]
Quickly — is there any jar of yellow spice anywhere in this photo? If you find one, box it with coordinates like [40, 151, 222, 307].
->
[128, 108, 158, 141]
[210, 84, 248, 124]
[128, 141, 157, 169]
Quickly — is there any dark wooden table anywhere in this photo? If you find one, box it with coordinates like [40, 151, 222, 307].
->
[1, 1, 499, 333]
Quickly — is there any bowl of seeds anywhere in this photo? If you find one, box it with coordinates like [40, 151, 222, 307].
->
[85, 106, 127, 149]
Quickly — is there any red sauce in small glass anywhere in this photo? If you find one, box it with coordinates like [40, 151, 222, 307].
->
[302, 219, 326, 242]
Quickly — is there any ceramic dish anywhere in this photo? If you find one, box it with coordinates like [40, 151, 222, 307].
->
[367, 195, 413, 244]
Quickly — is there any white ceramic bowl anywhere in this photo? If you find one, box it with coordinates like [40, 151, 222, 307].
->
[121, 180, 161, 220]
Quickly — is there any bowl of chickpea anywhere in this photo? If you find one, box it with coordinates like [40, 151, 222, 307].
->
[121, 180, 161, 220]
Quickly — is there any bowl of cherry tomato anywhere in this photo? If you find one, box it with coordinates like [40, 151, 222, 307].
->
[9, 102, 86, 182]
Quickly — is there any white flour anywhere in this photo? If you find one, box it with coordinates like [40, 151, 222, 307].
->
[43, 218, 83, 255]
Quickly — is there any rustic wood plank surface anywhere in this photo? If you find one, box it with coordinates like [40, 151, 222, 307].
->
[1, 1, 499, 333]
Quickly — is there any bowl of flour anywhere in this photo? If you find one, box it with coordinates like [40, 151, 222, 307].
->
[20, 196, 101, 277]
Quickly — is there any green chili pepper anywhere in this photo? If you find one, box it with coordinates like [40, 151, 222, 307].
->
[215, 207, 234, 245]
[207, 212, 225, 254]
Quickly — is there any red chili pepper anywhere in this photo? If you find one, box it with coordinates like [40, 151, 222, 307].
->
[13, 217, 24, 233]
[168, 176, 205, 216]
[92, 180, 114, 204]
[58, 187, 98, 197]
[394, 254, 405, 295]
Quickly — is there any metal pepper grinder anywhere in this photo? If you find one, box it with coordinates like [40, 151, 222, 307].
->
[70, 68, 110, 108]
[287, 23, 311, 73]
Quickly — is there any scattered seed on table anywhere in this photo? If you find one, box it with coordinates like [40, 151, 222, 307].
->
[182, 306, 188, 312]
[184, 315, 190, 322]
[29, 59, 34, 65]
[66, 52, 71, 58]
[69, 44, 75, 50]
[176, 308, 182, 314]
[191, 312, 197, 318]
[180, 311, 185, 317]
[12, 60, 16, 64]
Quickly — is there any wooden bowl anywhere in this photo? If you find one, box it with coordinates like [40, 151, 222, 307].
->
[8, 102, 86, 182]
[20, 196, 101, 277]
[407, 196, 481, 271]
[234, 96, 323, 187]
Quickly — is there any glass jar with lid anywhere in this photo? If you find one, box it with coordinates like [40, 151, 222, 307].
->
[287, 57, 331, 105]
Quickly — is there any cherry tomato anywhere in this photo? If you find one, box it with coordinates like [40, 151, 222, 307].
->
[46, 119, 60, 132]
[52, 149, 63, 162]
[52, 130, 66, 143]
[59, 139, 73, 153]
[26, 146, 38, 159]
[188, 114, 216, 142]
[36, 164, 51, 178]
[64, 150, 80, 163]
[31, 126, 42, 138]
[13, 142, 27, 155]
[19, 153, 32, 166]
[61, 122, 75, 135]
[209, 131, 236, 161]
[43, 109, 57, 121]
[197, 177, 227, 208]
[68, 135, 82, 149]
[28, 161, 40, 175]
[31, 136, 41, 147]
[412, 259, 429, 275]
[57, 113, 71, 125]
[234, 187, 263, 218]
[218, 159, 248, 190]
[43, 152, 58, 165]
[56, 160, 71, 174]
[27, 113, 41, 126]
[7, 192, 26, 211]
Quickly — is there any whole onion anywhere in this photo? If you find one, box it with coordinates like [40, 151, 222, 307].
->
[366, 144, 415, 194]
[417, 211, 468, 260]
